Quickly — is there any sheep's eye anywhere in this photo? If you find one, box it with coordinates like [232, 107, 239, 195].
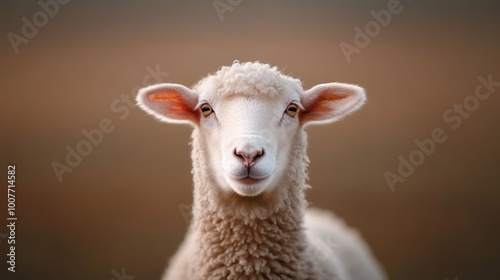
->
[200, 104, 213, 117]
[285, 104, 299, 117]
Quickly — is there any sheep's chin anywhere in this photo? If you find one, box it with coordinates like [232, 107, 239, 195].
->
[228, 177, 271, 197]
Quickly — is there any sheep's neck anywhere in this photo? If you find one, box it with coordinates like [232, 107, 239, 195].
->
[194, 199, 312, 279]
[190, 129, 314, 279]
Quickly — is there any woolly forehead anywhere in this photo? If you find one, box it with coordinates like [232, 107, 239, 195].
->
[194, 65, 303, 103]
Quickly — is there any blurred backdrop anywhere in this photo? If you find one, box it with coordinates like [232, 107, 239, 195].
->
[1, 0, 500, 279]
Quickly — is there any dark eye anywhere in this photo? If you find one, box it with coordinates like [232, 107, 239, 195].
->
[200, 103, 213, 117]
[285, 103, 299, 117]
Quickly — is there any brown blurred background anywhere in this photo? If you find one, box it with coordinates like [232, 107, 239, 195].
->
[1, 0, 499, 279]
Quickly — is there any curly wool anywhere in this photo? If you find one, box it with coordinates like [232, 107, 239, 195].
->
[194, 61, 303, 99]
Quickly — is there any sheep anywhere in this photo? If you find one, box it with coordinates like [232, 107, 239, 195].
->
[136, 61, 387, 280]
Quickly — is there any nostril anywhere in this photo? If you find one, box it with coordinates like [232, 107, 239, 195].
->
[252, 150, 264, 162]
[255, 149, 264, 159]
[234, 149, 241, 158]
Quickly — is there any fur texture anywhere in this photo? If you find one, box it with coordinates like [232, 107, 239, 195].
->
[194, 61, 303, 98]
[136, 61, 387, 280]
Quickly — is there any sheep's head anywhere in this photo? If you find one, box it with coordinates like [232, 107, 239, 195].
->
[136, 62, 365, 197]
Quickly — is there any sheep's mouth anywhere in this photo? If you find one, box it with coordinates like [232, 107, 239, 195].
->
[228, 175, 271, 197]
[235, 177, 262, 185]
[232, 174, 270, 185]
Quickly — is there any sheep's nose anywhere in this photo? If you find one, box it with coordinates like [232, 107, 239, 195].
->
[234, 148, 264, 167]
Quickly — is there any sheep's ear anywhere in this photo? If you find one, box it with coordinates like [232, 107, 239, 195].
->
[300, 83, 366, 126]
[136, 83, 199, 125]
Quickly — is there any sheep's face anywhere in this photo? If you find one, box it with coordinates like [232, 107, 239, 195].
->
[193, 86, 303, 197]
[136, 64, 366, 197]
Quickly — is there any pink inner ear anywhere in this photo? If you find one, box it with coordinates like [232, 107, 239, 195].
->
[300, 90, 350, 123]
[148, 89, 199, 123]
[311, 92, 348, 112]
